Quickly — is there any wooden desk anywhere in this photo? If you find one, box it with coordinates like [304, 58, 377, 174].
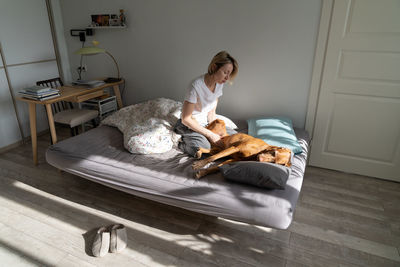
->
[17, 79, 124, 165]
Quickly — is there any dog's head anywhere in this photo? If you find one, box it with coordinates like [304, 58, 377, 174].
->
[206, 119, 228, 137]
[257, 147, 292, 167]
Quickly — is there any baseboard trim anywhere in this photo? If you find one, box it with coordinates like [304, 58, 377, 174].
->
[0, 129, 50, 154]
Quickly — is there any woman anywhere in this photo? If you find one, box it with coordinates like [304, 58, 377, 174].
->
[174, 51, 238, 157]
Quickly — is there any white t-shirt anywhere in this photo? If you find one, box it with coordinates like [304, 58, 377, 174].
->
[184, 75, 223, 126]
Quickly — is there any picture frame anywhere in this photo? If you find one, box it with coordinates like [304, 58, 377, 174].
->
[91, 14, 111, 27]
[109, 14, 120, 26]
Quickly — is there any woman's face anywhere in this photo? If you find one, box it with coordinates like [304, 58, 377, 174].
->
[214, 63, 233, 84]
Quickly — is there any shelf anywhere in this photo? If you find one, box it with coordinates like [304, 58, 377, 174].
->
[87, 26, 127, 29]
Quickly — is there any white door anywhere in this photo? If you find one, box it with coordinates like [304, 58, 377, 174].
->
[309, 0, 400, 182]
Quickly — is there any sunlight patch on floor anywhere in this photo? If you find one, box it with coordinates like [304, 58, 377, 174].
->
[249, 247, 265, 254]
[254, 225, 274, 233]
[9, 180, 220, 258]
[0, 244, 40, 267]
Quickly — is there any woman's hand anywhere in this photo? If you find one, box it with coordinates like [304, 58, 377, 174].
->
[208, 132, 222, 144]
[182, 101, 222, 145]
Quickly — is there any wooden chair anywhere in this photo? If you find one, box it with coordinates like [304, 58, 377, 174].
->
[36, 78, 99, 138]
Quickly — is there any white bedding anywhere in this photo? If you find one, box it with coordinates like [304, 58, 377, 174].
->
[101, 98, 182, 154]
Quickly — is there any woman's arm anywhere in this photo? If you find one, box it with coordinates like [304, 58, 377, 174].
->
[207, 99, 218, 124]
[181, 101, 221, 143]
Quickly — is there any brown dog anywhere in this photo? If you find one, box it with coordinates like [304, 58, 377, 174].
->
[192, 119, 292, 179]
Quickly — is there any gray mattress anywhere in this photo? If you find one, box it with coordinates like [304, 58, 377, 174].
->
[46, 124, 309, 229]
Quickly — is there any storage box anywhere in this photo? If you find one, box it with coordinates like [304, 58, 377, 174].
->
[81, 95, 117, 120]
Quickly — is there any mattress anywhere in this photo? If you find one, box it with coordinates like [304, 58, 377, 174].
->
[46, 124, 309, 229]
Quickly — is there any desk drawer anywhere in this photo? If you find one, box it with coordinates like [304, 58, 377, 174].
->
[73, 91, 104, 102]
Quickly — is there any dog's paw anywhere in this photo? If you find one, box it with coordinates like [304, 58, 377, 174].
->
[194, 170, 202, 179]
[192, 160, 207, 170]
[195, 150, 202, 159]
[195, 169, 207, 179]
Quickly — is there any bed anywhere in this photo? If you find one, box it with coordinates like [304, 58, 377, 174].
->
[46, 120, 309, 229]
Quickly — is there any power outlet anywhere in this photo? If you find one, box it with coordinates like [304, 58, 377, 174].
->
[77, 65, 87, 72]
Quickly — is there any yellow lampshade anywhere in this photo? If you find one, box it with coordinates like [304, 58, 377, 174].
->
[74, 42, 120, 82]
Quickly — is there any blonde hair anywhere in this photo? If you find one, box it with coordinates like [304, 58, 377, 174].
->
[207, 51, 238, 80]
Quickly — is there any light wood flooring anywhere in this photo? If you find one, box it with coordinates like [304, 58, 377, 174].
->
[0, 128, 399, 267]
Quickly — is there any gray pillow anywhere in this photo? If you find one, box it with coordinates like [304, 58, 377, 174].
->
[219, 161, 291, 190]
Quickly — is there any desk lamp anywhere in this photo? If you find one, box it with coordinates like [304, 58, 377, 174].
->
[75, 41, 121, 83]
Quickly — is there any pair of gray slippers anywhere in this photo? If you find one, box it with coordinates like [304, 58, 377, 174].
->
[92, 224, 127, 257]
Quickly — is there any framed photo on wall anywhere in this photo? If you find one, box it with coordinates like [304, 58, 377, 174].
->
[91, 14, 110, 27]
[109, 14, 120, 26]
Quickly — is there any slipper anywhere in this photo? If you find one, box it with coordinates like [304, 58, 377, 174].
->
[92, 226, 110, 257]
[109, 224, 127, 253]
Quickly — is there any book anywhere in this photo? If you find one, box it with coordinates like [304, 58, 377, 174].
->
[38, 94, 60, 101]
[19, 89, 59, 97]
[22, 85, 52, 93]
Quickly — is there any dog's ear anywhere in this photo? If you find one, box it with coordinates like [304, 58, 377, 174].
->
[216, 119, 225, 126]
[206, 119, 228, 137]
[206, 120, 218, 130]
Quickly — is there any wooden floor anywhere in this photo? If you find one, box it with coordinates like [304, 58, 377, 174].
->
[0, 129, 399, 267]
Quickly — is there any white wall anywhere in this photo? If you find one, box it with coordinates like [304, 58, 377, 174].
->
[59, 0, 321, 128]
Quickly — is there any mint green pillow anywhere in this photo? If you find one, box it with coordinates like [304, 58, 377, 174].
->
[247, 117, 303, 154]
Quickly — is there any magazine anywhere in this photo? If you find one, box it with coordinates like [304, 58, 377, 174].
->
[72, 80, 105, 87]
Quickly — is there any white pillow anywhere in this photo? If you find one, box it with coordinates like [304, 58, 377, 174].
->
[215, 114, 238, 130]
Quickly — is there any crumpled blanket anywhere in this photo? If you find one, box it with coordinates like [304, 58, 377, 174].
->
[101, 98, 182, 154]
